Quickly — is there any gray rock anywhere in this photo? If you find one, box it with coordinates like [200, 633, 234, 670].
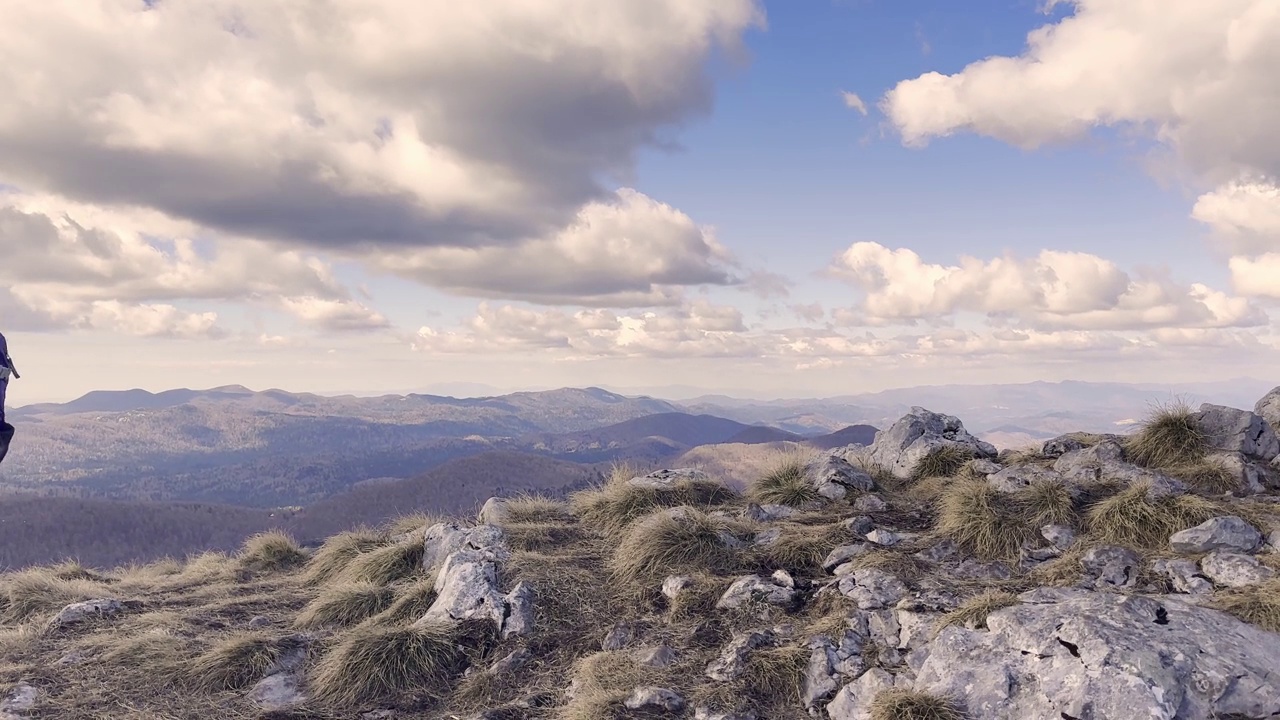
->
[246, 615, 272, 629]
[501, 581, 535, 639]
[802, 630, 866, 709]
[416, 548, 506, 627]
[661, 575, 694, 601]
[629, 468, 713, 489]
[716, 575, 798, 610]
[48, 599, 123, 628]
[265, 635, 312, 675]
[601, 621, 637, 651]
[853, 494, 889, 512]
[837, 568, 908, 610]
[635, 645, 678, 668]
[0, 684, 36, 715]
[865, 608, 900, 648]
[623, 686, 685, 712]
[706, 631, 774, 681]
[969, 458, 1003, 475]
[489, 648, 531, 674]
[1256, 386, 1280, 437]
[912, 589, 1280, 719]
[1194, 403, 1280, 463]
[865, 407, 997, 479]
[865, 528, 905, 547]
[1207, 451, 1275, 494]
[825, 668, 896, 720]
[805, 454, 876, 500]
[823, 544, 870, 572]
[248, 673, 306, 711]
[1080, 545, 1141, 588]
[1270, 529, 1280, 550]
[752, 527, 783, 547]
[987, 463, 1062, 493]
[1200, 551, 1276, 588]
[695, 709, 758, 720]
[476, 497, 511, 525]
[844, 515, 875, 535]
[742, 503, 795, 522]
[1150, 558, 1213, 594]
[951, 558, 1012, 581]
[1041, 524, 1077, 550]
[1041, 434, 1085, 457]
[421, 522, 508, 575]
[915, 539, 962, 564]
[1169, 515, 1262, 554]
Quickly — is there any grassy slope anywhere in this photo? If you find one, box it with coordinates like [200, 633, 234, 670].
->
[0, 407, 1278, 718]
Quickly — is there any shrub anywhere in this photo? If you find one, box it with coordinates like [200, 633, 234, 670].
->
[935, 477, 1074, 561]
[239, 531, 307, 572]
[911, 445, 974, 481]
[1085, 482, 1220, 549]
[1124, 400, 1205, 469]
[610, 508, 745, 585]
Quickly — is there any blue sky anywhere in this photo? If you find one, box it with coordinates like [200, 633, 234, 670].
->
[0, 0, 1276, 402]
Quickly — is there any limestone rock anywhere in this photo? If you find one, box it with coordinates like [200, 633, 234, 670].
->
[629, 468, 712, 489]
[865, 528, 906, 547]
[1200, 551, 1275, 588]
[853, 494, 889, 512]
[823, 544, 870, 572]
[866, 407, 997, 479]
[623, 686, 685, 712]
[490, 648, 531, 674]
[48, 599, 123, 628]
[1256, 386, 1280, 437]
[1041, 434, 1084, 457]
[477, 497, 511, 525]
[1041, 524, 1077, 551]
[742, 503, 795, 522]
[602, 621, 638, 651]
[1151, 558, 1213, 595]
[662, 576, 694, 601]
[706, 631, 774, 681]
[912, 588, 1280, 719]
[844, 515, 875, 535]
[695, 709, 758, 720]
[837, 568, 908, 610]
[0, 684, 37, 715]
[421, 522, 508, 575]
[1193, 403, 1280, 463]
[716, 574, 798, 610]
[248, 673, 306, 711]
[802, 630, 866, 710]
[1080, 545, 1141, 588]
[636, 645, 678, 668]
[417, 548, 506, 627]
[501, 581, 535, 639]
[825, 668, 896, 720]
[804, 453, 876, 501]
[1169, 515, 1262, 554]
[987, 463, 1062, 493]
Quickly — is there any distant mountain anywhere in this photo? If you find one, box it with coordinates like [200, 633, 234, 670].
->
[288, 451, 608, 541]
[724, 426, 806, 444]
[524, 412, 754, 462]
[806, 424, 880, 450]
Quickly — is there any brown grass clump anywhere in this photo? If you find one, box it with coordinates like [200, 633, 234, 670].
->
[302, 528, 389, 586]
[559, 650, 665, 720]
[750, 453, 822, 507]
[1162, 458, 1243, 495]
[740, 644, 809, 707]
[911, 445, 975, 481]
[294, 581, 396, 629]
[187, 632, 309, 692]
[239, 530, 307, 572]
[934, 590, 1019, 634]
[505, 547, 617, 655]
[869, 687, 965, 720]
[503, 522, 586, 552]
[384, 512, 442, 537]
[339, 536, 425, 586]
[1124, 399, 1205, 469]
[1211, 578, 1280, 632]
[1084, 482, 1221, 549]
[309, 622, 471, 708]
[753, 522, 851, 574]
[497, 494, 574, 524]
[364, 579, 439, 626]
[609, 508, 746, 585]
[0, 571, 110, 624]
[935, 477, 1075, 561]
[572, 465, 738, 534]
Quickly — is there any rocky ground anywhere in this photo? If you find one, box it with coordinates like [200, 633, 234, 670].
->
[1, 388, 1280, 719]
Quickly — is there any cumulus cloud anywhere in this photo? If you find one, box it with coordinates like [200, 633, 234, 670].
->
[880, 1, 1280, 302]
[1229, 254, 1280, 300]
[0, 192, 383, 333]
[827, 242, 1265, 330]
[0, 0, 763, 267]
[368, 189, 738, 306]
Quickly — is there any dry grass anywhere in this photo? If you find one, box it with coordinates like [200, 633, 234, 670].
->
[295, 581, 396, 629]
[912, 445, 975, 481]
[363, 579, 439, 627]
[238, 531, 307, 572]
[753, 522, 851, 574]
[750, 453, 822, 507]
[384, 512, 442, 537]
[935, 477, 1075, 561]
[309, 621, 476, 708]
[934, 590, 1019, 634]
[1162, 458, 1243, 495]
[0, 571, 112, 624]
[1084, 482, 1222, 549]
[497, 494, 574, 524]
[1124, 400, 1206, 469]
[302, 528, 389, 586]
[559, 650, 665, 720]
[505, 547, 618, 656]
[1211, 578, 1280, 632]
[609, 508, 746, 585]
[503, 522, 587, 552]
[339, 536, 425, 586]
[187, 632, 309, 692]
[869, 687, 965, 720]
[572, 466, 738, 534]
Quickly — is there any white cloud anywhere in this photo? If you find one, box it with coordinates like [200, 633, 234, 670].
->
[276, 297, 390, 332]
[841, 91, 868, 116]
[1191, 181, 1280, 256]
[18, 297, 224, 339]
[1229, 254, 1280, 300]
[369, 189, 738, 307]
[0, 0, 765, 306]
[827, 242, 1265, 330]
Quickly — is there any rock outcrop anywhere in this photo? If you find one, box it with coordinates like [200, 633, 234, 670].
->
[865, 407, 998, 479]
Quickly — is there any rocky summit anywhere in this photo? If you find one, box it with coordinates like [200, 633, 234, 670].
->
[2, 389, 1280, 719]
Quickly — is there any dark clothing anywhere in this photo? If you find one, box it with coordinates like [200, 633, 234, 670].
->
[0, 378, 6, 426]
[0, 331, 11, 426]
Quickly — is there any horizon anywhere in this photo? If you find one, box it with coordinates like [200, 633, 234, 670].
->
[2, 1, 1278, 407]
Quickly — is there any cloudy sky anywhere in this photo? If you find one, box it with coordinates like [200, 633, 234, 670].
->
[2, 0, 1277, 403]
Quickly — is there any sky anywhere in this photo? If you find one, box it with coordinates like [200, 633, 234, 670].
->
[1, 0, 1278, 403]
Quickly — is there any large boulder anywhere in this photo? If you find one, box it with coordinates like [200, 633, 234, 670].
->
[1169, 516, 1262, 554]
[1193, 403, 1280, 463]
[628, 468, 714, 489]
[804, 454, 875, 500]
[421, 522, 509, 575]
[415, 522, 530, 638]
[866, 407, 997, 479]
[1256, 386, 1280, 437]
[910, 588, 1280, 719]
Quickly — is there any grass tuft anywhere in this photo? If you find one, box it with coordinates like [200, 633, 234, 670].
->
[935, 477, 1075, 561]
[1212, 578, 1280, 632]
[187, 633, 308, 692]
[609, 508, 746, 584]
[239, 531, 307, 572]
[0, 571, 110, 624]
[363, 579, 440, 626]
[302, 528, 389, 586]
[295, 581, 396, 629]
[498, 494, 574, 524]
[750, 453, 822, 507]
[934, 590, 1019, 634]
[1124, 399, 1206, 469]
[869, 687, 965, 720]
[911, 445, 975, 481]
[1084, 482, 1221, 549]
[339, 537, 425, 586]
[752, 522, 851, 574]
[309, 622, 468, 708]
[572, 465, 738, 534]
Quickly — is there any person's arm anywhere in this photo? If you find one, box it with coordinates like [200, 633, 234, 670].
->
[2, 354, 14, 379]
